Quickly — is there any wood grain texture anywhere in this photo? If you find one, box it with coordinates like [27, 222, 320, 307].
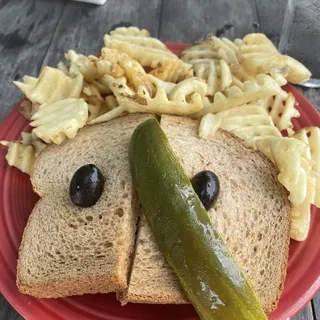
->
[312, 291, 320, 320]
[0, 0, 67, 123]
[41, 0, 161, 68]
[159, 0, 258, 43]
[0, 295, 22, 320]
[293, 303, 315, 320]
[254, 0, 288, 45]
[298, 87, 320, 112]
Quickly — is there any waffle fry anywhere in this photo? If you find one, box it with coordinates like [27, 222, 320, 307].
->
[293, 127, 320, 173]
[199, 113, 221, 139]
[104, 32, 177, 68]
[0, 141, 35, 175]
[239, 33, 311, 84]
[149, 60, 193, 83]
[267, 90, 300, 131]
[194, 74, 281, 118]
[270, 55, 311, 84]
[66, 50, 124, 82]
[19, 100, 40, 120]
[101, 48, 155, 95]
[14, 67, 83, 105]
[21, 132, 47, 157]
[110, 26, 150, 37]
[169, 78, 207, 101]
[31, 98, 88, 144]
[105, 95, 119, 110]
[192, 60, 233, 96]
[214, 104, 268, 119]
[89, 81, 205, 125]
[147, 74, 176, 94]
[104, 76, 133, 98]
[181, 41, 234, 95]
[221, 114, 273, 131]
[290, 173, 316, 241]
[181, 44, 220, 62]
[13, 76, 38, 98]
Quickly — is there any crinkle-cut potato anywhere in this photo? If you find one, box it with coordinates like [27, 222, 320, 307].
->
[104, 28, 177, 68]
[105, 95, 119, 110]
[110, 26, 150, 37]
[239, 33, 311, 84]
[19, 100, 40, 120]
[14, 67, 83, 105]
[271, 138, 309, 207]
[81, 82, 108, 122]
[101, 48, 155, 95]
[149, 59, 193, 83]
[65, 50, 124, 82]
[194, 74, 281, 118]
[181, 41, 234, 95]
[103, 76, 134, 98]
[168, 77, 207, 101]
[290, 174, 315, 241]
[193, 59, 233, 95]
[0, 140, 35, 175]
[263, 90, 300, 131]
[198, 113, 221, 139]
[221, 114, 274, 131]
[294, 127, 320, 173]
[147, 74, 176, 94]
[30, 98, 88, 144]
[181, 43, 220, 62]
[13, 76, 38, 98]
[21, 132, 47, 158]
[89, 78, 207, 125]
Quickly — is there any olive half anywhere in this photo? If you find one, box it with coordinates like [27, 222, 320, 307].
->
[191, 170, 220, 211]
[69, 164, 104, 208]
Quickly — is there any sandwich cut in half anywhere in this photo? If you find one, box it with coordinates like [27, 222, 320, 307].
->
[17, 113, 153, 298]
[120, 115, 291, 314]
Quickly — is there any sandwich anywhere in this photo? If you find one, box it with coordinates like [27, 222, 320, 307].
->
[16, 114, 290, 314]
[120, 115, 291, 314]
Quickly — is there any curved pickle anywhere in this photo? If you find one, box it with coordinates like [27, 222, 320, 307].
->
[129, 118, 267, 320]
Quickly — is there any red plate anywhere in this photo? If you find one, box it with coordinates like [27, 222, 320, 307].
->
[0, 43, 319, 320]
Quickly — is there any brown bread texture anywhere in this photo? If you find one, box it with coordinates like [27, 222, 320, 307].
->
[17, 113, 153, 298]
[123, 115, 291, 314]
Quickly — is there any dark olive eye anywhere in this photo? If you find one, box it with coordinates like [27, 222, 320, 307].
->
[191, 170, 220, 211]
[69, 164, 104, 208]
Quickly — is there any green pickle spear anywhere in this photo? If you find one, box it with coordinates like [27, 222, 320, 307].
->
[129, 118, 267, 320]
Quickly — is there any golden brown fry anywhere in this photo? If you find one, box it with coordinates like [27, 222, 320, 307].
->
[149, 59, 193, 83]
[101, 48, 155, 95]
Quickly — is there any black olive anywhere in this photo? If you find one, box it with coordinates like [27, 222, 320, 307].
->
[191, 170, 220, 211]
[69, 164, 104, 208]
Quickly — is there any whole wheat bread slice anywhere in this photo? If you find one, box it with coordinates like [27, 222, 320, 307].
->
[17, 113, 153, 298]
[122, 115, 291, 314]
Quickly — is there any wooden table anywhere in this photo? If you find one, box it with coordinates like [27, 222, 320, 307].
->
[0, 0, 319, 319]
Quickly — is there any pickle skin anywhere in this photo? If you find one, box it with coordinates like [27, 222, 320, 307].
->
[129, 118, 267, 320]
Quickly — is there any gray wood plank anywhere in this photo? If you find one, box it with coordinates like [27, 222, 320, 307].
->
[298, 87, 320, 112]
[41, 0, 162, 68]
[0, 0, 67, 122]
[159, 0, 258, 43]
[312, 291, 320, 320]
[0, 295, 23, 320]
[293, 302, 314, 320]
[254, 0, 288, 45]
